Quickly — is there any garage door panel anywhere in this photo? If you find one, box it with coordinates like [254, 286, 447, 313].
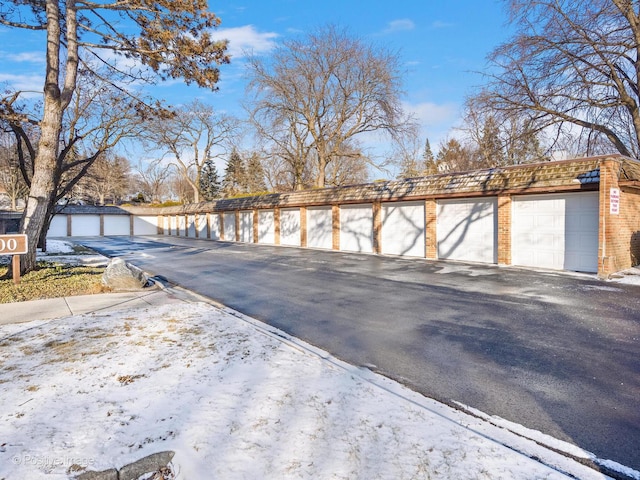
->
[308, 207, 333, 250]
[512, 193, 598, 273]
[340, 204, 373, 253]
[381, 201, 425, 257]
[437, 198, 497, 264]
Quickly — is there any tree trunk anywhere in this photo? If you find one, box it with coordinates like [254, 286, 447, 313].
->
[18, 0, 67, 275]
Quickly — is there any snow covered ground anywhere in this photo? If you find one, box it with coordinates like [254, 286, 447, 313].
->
[1, 239, 638, 479]
[0, 301, 634, 480]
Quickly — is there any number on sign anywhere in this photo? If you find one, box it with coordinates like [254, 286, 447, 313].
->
[0, 238, 18, 252]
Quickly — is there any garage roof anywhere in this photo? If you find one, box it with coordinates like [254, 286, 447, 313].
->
[131, 154, 640, 214]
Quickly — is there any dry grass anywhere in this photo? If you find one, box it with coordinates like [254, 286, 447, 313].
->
[0, 261, 108, 303]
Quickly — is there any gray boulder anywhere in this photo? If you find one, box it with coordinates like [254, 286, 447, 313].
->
[102, 258, 150, 291]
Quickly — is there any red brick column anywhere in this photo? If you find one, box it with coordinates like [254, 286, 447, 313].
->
[274, 208, 281, 245]
[332, 205, 340, 250]
[373, 201, 382, 254]
[235, 211, 240, 242]
[253, 209, 259, 243]
[599, 158, 622, 278]
[300, 207, 308, 247]
[497, 195, 512, 265]
[425, 200, 437, 259]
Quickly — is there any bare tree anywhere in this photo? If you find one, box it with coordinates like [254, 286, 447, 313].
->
[0, 1, 229, 274]
[135, 159, 172, 204]
[78, 153, 131, 205]
[146, 100, 240, 203]
[246, 24, 415, 189]
[0, 130, 28, 210]
[478, 0, 640, 158]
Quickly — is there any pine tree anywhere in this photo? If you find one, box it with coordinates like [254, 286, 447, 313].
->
[200, 159, 221, 201]
[422, 138, 438, 175]
[222, 149, 246, 197]
[245, 152, 267, 193]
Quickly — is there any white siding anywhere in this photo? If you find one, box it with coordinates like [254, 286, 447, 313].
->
[437, 198, 497, 263]
[258, 210, 275, 244]
[381, 201, 425, 257]
[280, 208, 301, 246]
[340, 204, 373, 253]
[307, 206, 333, 249]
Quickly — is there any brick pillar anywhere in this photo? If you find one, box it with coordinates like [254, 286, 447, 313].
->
[497, 195, 512, 265]
[425, 199, 437, 259]
[194, 214, 199, 238]
[253, 209, 259, 243]
[99, 215, 105, 236]
[373, 201, 382, 254]
[235, 211, 240, 242]
[598, 158, 622, 278]
[206, 213, 212, 239]
[274, 208, 281, 245]
[219, 214, 225, 241]
[158, 215, 164, 235]
[332, 205, 340, 250]
[67, 215, 72, 237]
[300, 207, 308, 247]
[129, 214, 135, 236]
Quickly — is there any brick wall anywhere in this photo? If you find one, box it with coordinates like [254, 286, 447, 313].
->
[598, 158, 640, 277]
[497, 195, 511, 265]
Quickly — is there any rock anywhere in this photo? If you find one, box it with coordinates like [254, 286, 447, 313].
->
[118, 451, 175, 480]
[74, 468, 118, 480]
[102, 258, 149, 291]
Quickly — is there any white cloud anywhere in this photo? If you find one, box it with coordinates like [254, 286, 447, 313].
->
[404, 101, 462, 146]
[406, 101, 459, 127]
[384, 19, 416, 34]
[211, 25, 279, 59]
[0, 73, 43, 95]
[0, 51, 45, 63]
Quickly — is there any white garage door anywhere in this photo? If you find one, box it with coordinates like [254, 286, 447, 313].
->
[437, 198, 497, 263]
[103, 215, 130, 235]
[340, 204, 373, 253]
[381, 201, 425, 257]
[512, 193, 599, 273]
[48, 215, 67, 237]
[133, 216, 158, 235]
[239, 211, 254, 243]
[280, 208, 301, 246]
[223, 212, 236, 241]
[307, 207, 333, 249]
[258, 210, 275, 244]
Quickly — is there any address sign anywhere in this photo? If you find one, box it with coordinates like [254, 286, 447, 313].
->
[0, 234, 28, 255]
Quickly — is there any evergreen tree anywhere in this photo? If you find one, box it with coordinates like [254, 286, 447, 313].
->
[222, 149, 246, 197]
[200, 159, 221, 201]
[245, 152, 267, 193]
[422, 138, 438, 175]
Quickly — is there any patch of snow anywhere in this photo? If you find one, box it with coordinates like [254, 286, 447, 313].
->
[0, 304, 621, 480]
[39, 240, 75, 255]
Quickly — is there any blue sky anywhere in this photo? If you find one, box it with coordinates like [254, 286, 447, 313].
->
[0, 1, 514, 158]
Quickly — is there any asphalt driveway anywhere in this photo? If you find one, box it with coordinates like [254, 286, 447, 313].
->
[75, 235, 640, 473]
